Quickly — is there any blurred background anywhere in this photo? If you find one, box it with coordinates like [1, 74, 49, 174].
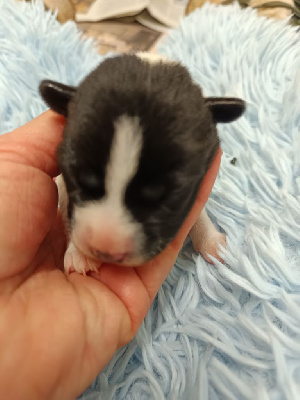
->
[27, 0, 299, 55]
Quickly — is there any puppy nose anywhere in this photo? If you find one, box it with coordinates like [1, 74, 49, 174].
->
[91, 249, 127, 262]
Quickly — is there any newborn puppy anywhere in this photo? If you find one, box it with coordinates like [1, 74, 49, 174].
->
[40, 52, 245, 274]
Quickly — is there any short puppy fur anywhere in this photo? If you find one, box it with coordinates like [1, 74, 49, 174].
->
[40, 52, 245, 274]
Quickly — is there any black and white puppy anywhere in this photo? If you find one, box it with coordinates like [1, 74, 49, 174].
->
[40, 52, 245, 274]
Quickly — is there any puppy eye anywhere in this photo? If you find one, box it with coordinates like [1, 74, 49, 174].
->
[140, 182, 166, 203]
[77, 173, 105, 198]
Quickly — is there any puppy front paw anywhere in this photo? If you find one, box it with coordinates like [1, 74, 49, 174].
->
[193, 232, 226, 264]
[64, 242, 101, 275]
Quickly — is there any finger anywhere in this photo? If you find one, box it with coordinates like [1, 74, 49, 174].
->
[0, 162, 58, 279]
[173, 147, 222, 247]
[0, 110, 65, 178]
[0, 111, 65, 278]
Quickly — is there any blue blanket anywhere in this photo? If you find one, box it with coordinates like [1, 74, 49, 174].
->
[0, 1, 299, 399]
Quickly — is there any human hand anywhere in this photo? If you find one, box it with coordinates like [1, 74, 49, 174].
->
[0, 111, 221, 400]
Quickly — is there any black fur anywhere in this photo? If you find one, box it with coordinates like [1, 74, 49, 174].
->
[40, 54, 245, 260]
[39, 80, 76, 116]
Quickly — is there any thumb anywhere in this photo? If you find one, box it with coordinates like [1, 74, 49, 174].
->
[0, 110, 65, 177]
[0, 111, 65, 279]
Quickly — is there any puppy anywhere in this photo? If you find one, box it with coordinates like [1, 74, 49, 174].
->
[39, 52, 245, 274]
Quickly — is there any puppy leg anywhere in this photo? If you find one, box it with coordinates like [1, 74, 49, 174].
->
[56, 174, 101, 275]
[64, 242, 100, 275]
[190, 208, 226, 263]
[55, 174, 69, 231]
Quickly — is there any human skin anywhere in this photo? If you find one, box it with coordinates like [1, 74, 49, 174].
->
[0, 110, 221, 400]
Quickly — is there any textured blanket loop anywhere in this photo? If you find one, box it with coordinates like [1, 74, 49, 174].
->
[0, 1, 299, 399]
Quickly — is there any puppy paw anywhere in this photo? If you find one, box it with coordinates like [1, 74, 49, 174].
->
[64, 243, 101, 275]
[193, 232, 226, 264]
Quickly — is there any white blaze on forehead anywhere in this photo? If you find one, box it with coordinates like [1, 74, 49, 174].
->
[105, 115, 143, 201]
[71, 114, 145, 259]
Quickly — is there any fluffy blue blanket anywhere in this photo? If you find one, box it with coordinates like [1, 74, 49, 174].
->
[0, 1, 299, 399]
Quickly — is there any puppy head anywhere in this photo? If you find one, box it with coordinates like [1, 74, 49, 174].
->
[40, 54, 245, 265]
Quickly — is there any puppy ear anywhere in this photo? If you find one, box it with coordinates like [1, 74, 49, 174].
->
[39, 80, 77, 117]
[205, 97, 245, 123]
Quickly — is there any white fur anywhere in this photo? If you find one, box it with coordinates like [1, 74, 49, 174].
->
[105, 115, 143, 205]
[64, 241, 100, 275]
[136, 51, 171, 65]
[190, 208, 226, 264]
[55, 174, 69, 233]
